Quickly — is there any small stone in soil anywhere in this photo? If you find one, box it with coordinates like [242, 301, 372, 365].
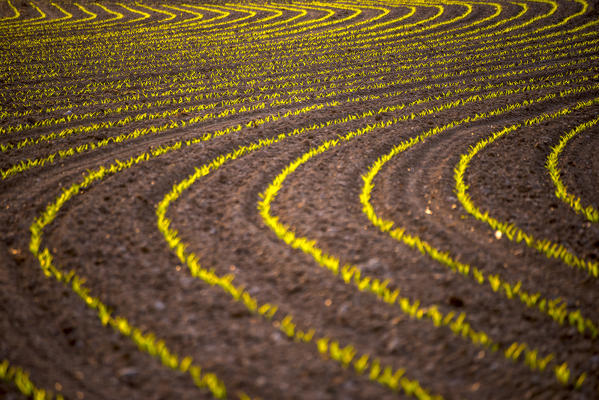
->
[448, 296, 465, 307]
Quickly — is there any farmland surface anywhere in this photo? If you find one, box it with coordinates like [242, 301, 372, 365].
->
[1, 0, 599, 399]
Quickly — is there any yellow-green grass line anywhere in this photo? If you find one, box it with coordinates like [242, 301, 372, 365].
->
[545, 116, 599, 223]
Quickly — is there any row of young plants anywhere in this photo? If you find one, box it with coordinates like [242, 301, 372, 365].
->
[238, 1, 597, 396]
[2, 1, 596, 128]
[0, 2, 424, 123]
[3, 0, 599, 398]
[4, 23, 596, 182]
[4, 0, 588, 83]
[0, 43, 586, 140]
[260, 81, 599, 388]
[0, 1, 418, 106]
[0, 99, 343, 179]
[188, 0, 580, 75]
[453, 102, 599, 275]
[545, 116, 599, 223]
[0, 359, 64, 400]
[0, 0, 580, 111]
[0, 0, 540, 88]
[4, 50, 595, 181]
[18, 64, 594, 400]
[22, 78, 460, 399]
[156, 136, 440, 400]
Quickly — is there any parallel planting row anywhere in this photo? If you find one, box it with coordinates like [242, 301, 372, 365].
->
[1, 0, 598, 399]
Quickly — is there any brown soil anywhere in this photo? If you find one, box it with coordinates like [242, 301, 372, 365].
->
[1, 1, 598, 399]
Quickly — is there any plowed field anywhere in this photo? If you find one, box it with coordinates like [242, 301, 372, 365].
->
[1, 0, 598, 399]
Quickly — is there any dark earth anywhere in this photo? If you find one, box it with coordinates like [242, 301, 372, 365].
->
[1, 0, 599, 399]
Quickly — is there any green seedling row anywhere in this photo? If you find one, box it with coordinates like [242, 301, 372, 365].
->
[545, 116, 599, 223]
[3, 0, 598, 398]
[261, 82, 599, 388]
[454, 98, 599, 278]
[0, 359, 64, 400]
[156, 136, 441, 400]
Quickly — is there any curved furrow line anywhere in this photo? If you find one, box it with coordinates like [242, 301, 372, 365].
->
[0, 0, 592, 154]
[0, 0, 211, 40]
[0, 3, 128, 37]
[359, 97, 599, 380]
[0, 0, 572, 75]
[4, 8, 469, 143]
[303, 1, 391, 35]
[27, 146, 238, 399]
[3, 34, 594, 134]
[0, 2, 584, 115]
[5, 25, 596, 179]
[0, 0, 101, 33]
[334, 0, 554, 51]
[259, 83, 599, 388]
[2, 31, 454, 390]
[360, 90, 599, 378]
[0, 3, 356, 99]
[0, 1, 520, 93]
[0, 1, 432, 77]
[12, 1, 73, 29]
[361, 93, 599, 328]
[546, 116, 599, 223]
[0, 0, 46, 26]
[7, 39, 575, 153]
[24, 93, 441, 399]
[0, 4, 399, 398]
[4, 27, 596, 125]
[160, 4, 205, 26]
[2, 0, 599, 398]
[85, 2, 125, 26]
[438, 2, 597, 60]
[1, 4, 380, 143]
[156, 142, 441, 400]
[310, 0, 593, 70]
[0, 359, 64, 400]
[0, 92, 397, 179]
[454, 109, 599, 276]
[27, 47, 576, 396]
[0, 0, 19, 21]
[4, 22, 592, 132]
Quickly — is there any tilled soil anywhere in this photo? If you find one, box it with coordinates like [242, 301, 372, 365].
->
[1, 0, 599, 399]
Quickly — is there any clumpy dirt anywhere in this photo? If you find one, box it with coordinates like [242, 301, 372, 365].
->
[1, 0, 599, 399]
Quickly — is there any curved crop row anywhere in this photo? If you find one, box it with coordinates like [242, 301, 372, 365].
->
[2, 0, 598, 399]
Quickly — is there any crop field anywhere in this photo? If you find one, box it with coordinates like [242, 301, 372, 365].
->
[1, 0, 598, 398]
